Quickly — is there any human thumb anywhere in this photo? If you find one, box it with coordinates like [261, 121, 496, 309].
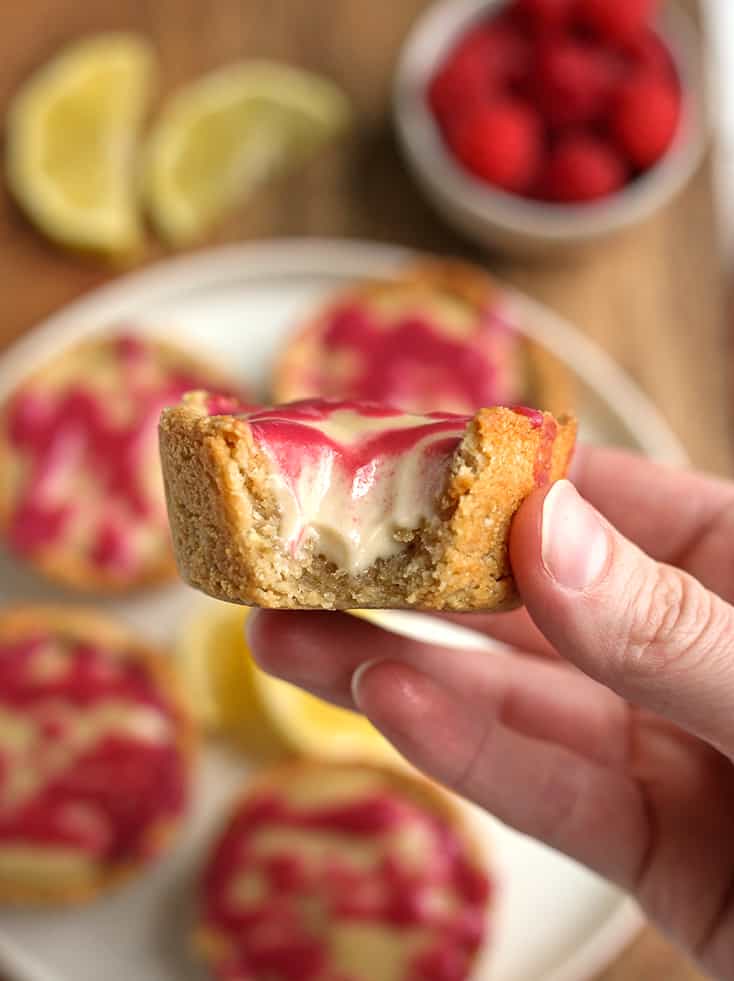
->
[510, 479, 734, 757]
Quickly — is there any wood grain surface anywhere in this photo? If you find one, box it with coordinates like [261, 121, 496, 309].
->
[0, 1, 727, 979]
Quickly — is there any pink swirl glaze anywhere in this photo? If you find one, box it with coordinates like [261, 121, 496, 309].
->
[245, 400, 554, 492]
[0, 634, 187, 862]
[5, 333, 228, 573]
[507, 406, 559, 486]
[202, 787, 491, 981]
[509, 405, 544, 428]
[244, 400, 470, 488]
[298, 302, 519, 413]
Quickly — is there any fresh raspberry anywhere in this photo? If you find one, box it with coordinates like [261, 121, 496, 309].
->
[534, 40, 619, 128]
[576, 0, 661, 46]
[513, 0, 576, 33]
[428, 28, 495, 124]
[543, 135, 627, 202]
[483, 18, 533, 87]
[428, 20, 531, 125]
[447, 99, 543, 194]
[624, 28, 677, 81]
[610, 75, 681, 168]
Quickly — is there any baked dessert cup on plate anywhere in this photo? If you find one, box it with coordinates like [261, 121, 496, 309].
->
[273, 259, 571, 416]
[195, 759, 492, 981]
[0, 605, 195, 904]
[159, 393, 576, 611]
[0, 330, 238, 593]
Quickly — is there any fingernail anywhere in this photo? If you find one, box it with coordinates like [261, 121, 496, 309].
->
[541, 480, 610, 591]
[351, 659, 382, 709]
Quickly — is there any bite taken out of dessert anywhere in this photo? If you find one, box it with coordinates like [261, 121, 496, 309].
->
[0, 329, 240, 594]
[195, 760, 492, 981]
[159, 392, 576, 612]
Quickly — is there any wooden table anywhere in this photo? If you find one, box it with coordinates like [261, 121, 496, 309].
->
[0, 1, 728, 979]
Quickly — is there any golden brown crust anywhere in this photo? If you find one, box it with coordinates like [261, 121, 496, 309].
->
[364, 258, 505, 311]
[201, 757, 482, 857]
[159, 392, 576, 612]
[273, 257, 573, 414]
[0, 333, 234, 595]
[0, 605, 196, 906]
[193, 758, 489, 972]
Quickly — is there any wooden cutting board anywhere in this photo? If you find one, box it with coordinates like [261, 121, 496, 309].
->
[0, 1, 728, 979]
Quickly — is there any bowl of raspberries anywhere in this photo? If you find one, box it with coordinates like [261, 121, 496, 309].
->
[394, 0, 705, 256]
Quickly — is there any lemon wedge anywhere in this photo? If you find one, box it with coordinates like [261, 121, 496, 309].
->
[143, 60, 350, 245]
[177, 599, 401, 767]
[6, 33, 155, 257]
[251, 662, 403, 768]
[176, 600, 283, 757]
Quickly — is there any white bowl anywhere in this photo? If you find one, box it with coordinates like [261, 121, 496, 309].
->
[393, 0, 708, 258]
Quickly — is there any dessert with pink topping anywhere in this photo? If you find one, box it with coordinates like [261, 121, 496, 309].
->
[0, 606, 194, 904]
[274, 260, 570, 416]
[195, 760, 492, 981]
[0, 331, 237, 593]
[159, 392, 575, 611]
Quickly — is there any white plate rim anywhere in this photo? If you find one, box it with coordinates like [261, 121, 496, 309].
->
[0, 238, 692, 468]
[0, 237, 668, 981]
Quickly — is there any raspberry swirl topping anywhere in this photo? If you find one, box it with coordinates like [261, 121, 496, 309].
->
[283, 294, 520, 415]
[0, 630, 187, 884]
[201, 768, 491, 981]
[4, 333, 225, 579]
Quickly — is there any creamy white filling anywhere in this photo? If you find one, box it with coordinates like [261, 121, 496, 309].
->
[256, 410, 463, 573]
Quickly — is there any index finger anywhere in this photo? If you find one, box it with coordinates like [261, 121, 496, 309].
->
[573, 445, 734, 599]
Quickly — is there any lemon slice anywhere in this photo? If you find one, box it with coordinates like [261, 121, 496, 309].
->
[6, 33, 155, 257]
[177, 599, 401, 767]
[175, 599, 243, 728]
[251, 662, 403, 768]
[143, 60, 350, 245]
[176, 600, 283, 757]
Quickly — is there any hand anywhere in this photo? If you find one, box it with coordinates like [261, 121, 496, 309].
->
[248, 445, 734, 979]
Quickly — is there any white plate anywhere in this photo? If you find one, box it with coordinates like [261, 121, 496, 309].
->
[0, 239, 684, 981]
